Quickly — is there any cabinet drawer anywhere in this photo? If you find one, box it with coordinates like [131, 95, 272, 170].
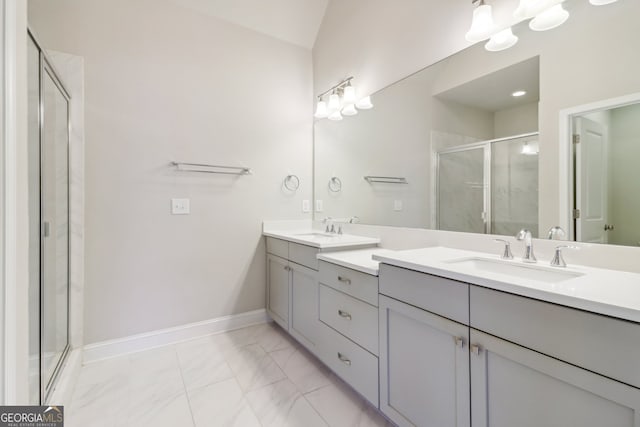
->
[319, 284, 378, 355]
[379, 265, 469, 325]
[318, 323, 379, 407]
[266, 237, 288, 259]
[289, 242, 319, 270]
[470, 286, 640, 389]
[318, 260, 378, 306]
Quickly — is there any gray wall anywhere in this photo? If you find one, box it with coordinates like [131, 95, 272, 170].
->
[29, 0, 313, 344]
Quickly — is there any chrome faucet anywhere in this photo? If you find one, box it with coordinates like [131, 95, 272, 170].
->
[322, 217, 333, 233]
[516, 229, 537, 263]
[550, 245, 579, 268]
[494, 239, 514, 260]
[348, 216, 360, 224]
[547, 226, 566, 240]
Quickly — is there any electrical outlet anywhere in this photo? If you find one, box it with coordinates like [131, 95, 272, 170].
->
[171, 198, 190, 215]
[394, 200, 403, 212]
[315, 200, 324, 212]
[302, 200, 311, 213]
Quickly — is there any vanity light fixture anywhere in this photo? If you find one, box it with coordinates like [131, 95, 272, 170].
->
[529, 3, 569, 31]
[521, 141, 539, 155]
[465, 0, 496, 43]
[315, 77, 374, 120]
[512, 90, 527, 97]
[485, 27, 519, 52]
[514, 0, 560, 20]
[589, 0, 617, 4]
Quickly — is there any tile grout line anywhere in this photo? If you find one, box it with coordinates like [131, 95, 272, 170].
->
[173, 344, 198, 427]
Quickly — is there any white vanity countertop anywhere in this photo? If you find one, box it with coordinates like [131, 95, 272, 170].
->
[317, 248, 395, 276]
[373, 246, 640, 323]
[263, 230, 380, 249]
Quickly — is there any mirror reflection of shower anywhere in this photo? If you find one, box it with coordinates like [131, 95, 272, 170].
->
[436, 133, 539, 237]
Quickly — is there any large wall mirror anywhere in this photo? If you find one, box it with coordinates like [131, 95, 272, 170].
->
[313, 0, 640, 247]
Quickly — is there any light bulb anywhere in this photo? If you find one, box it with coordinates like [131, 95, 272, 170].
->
[314, 100, 328, 118]
[512, 90, 527, 97]
[343, 85, 357, 105]
[529, 4, 569, 31]
[328, 93, 341, 113]
[465, 4, 495, 43]
[328, 110, 343, 121]
[514, 0, 558, 20]
[589, 0, 617, 4]
[356, 96, 373, 110]
[521, 141, 539, 155]
[342, 104, 358, 116]
[485, 27, 518, 52]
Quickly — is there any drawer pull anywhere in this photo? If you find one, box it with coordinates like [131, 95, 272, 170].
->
[455, 336, 465, 348]
[471, 344, 482, 356]
[337, 352, 352, 366]
[338, 309, 352, 320]
[337, 276, 351, 285]
[284, 265, 291, 271]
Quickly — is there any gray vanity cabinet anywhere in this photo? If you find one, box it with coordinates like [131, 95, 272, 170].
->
[470, 328, 640, 427]
[266, 237, 320, 353]
[266, 253, 289, 330]
[379, 295, 470, 427]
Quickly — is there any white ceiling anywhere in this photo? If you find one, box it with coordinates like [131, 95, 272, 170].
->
[167, 0, 329, 49]
[435, 56, 540, 112]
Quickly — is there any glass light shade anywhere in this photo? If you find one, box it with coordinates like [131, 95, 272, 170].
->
[485, 28, 519, 52]
[529, 4, 569, 31]
[465, 4, 495, 42]
[356, 96, 373, 110]
[514, 0, 558, 20]
[328, 93, 341, 113]
[342, 104, 358, 116]
[589, 0, 617, 4]
[328, 110, 343, 121]
[314, 100, 328, 118]
[343, 85, 357, 105]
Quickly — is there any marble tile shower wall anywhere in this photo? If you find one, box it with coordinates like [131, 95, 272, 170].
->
[67, 323, 391, 427]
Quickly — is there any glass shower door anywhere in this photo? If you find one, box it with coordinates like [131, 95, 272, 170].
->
[437, 146, 489, 233]
[40, 58, 70, 400]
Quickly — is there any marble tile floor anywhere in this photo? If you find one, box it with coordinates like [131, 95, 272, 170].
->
[66, 322, 393, 427]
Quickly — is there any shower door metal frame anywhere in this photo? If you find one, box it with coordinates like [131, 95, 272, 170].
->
[29, 29, 71, 404]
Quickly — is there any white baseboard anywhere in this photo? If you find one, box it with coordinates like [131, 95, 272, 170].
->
[82, 309, 270, 364]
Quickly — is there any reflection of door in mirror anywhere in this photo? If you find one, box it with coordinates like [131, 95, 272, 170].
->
[573, 103, 640, 247]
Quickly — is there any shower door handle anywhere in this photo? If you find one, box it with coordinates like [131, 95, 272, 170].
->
[43, 221, 51, 238]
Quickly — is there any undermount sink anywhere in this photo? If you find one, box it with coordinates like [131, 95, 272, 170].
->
[445, 257, 584, 283]
[294, 232, 336, 238]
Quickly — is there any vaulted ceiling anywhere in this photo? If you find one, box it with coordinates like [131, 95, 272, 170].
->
[167, 0, 329, 49]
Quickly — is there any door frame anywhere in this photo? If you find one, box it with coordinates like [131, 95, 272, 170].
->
[558, 91, 640, 241]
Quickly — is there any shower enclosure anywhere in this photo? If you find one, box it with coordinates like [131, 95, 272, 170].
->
[436, 133, 539, 237]
[28, 31, 71, 404]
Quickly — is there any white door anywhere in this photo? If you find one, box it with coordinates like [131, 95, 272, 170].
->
[289, 263, 318, 351]
[575, 117, 609, 243]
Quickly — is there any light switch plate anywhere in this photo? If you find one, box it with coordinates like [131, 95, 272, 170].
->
[171, 198, 190, 215]
[302, 200, 311, 213]
[394, 200, 403, 211]
[315, 200, 324, 212]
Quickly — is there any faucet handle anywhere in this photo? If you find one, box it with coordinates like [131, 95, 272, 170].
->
[494, 239, 514, 260]
[550, 245, 579, 268]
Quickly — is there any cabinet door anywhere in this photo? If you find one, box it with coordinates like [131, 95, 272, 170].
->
[379, 295, 470, 427]
[267, 254, 289, 330]
[470, 329, 640, 427]
[290, 262, 319, 351]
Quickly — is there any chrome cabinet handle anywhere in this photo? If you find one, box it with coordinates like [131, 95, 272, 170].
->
[338, 309, 352, 320]
[337, 276, 351, 285]
[455, 336, 465, 348]
[471, 344, 482, 356]
[604, 224, 615, 231]
[284, 265, 291, 271]
[337, 352, 351, 366]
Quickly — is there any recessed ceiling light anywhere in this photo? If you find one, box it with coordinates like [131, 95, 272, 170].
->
[512, 90, 527, 97]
